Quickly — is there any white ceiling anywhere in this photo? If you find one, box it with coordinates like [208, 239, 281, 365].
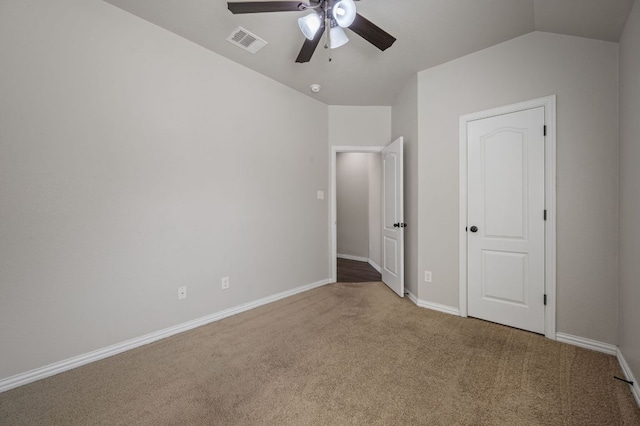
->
[103, 0, 635, 105]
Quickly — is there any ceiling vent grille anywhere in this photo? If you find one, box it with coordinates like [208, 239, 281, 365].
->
[227, 27, 267, 54]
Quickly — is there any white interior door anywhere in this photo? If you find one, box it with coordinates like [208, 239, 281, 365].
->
[381, 137, 404, 297]
[467, 107, 545, 333]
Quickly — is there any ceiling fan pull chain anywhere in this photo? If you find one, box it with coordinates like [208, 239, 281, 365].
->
[324, 11, 330, 49]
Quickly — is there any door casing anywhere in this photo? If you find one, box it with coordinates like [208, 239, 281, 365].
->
[458, 95, 557, 340]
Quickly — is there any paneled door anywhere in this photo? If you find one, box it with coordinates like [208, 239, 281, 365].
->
[381, 137, 404, 297]
[467, 107, 545, 333]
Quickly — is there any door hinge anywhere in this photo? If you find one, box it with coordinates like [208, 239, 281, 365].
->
[544, 210, 547, 221]
[544, 294, 547, 305]
[543, 125, 547, 136]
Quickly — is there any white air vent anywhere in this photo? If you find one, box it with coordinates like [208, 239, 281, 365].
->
[227, 26, 267, 54]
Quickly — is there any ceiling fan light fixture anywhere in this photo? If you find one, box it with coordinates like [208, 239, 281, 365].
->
[332, 0, 356, 28]
[329, 26, 349, 49]
[298, 13, 322, 40]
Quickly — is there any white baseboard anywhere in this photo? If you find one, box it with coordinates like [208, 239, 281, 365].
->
[405, 290, 419, 305]
[337, 253, 369, 263]
[617, 347, 640, 408]
[418, 300, 461, 316]
[555, 333, 618, 356]
[0, 278, 332, 394]
[368, 259, 381, 274]
[405, 290, 460, 316]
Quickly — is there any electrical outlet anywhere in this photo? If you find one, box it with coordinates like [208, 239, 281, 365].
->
[178, 286, 187, 300]
[424, 271, 432, 283]
[221, 276, 230, 290]
[317, 190, 324, 200]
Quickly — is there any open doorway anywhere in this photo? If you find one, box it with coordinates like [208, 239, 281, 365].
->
[330, 139, 405, 295]
[336, 152, 382, 282]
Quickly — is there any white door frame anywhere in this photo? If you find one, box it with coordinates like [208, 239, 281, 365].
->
[330, 145, 384, 282]
[458, 95, 557, 340]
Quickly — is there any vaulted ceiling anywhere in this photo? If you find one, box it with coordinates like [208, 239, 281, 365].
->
[103, 0, 635, 105]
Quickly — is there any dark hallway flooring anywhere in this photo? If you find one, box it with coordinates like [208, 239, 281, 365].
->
[337, 258, 382, 282]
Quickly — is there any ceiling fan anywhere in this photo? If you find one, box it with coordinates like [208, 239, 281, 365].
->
[227, 0, 396, 63]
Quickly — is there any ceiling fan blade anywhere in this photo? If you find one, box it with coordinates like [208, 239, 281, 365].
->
[349, 13, 396, 51]
[295, 27, 324, 63]
[228, 1, 307, 14]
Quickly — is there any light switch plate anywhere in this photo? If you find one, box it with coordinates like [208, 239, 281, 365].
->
[317, 190, 324, 200]
[178, 286, 187, 300]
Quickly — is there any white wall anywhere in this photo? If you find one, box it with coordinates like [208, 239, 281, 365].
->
[0, 0, 329, 380]
[417, 32, 619, 343]
[337, 153, 370, 258]
[618, 0, 640, 382]
[391, 76, 419, 297]
[328, 106, 392, 147]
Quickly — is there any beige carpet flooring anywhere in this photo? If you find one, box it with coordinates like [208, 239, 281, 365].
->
[1, 282, 639, 425]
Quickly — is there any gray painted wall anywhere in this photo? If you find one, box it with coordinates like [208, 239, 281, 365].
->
[337, 153, 371, 259]
[416, 32, 619, 344]
[619, 0, 640, 384]
[328, 106, 392, 147]
[0, 0, 328, 380]
[391, 76, 419, 297]
[368, 154, 382, 268]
